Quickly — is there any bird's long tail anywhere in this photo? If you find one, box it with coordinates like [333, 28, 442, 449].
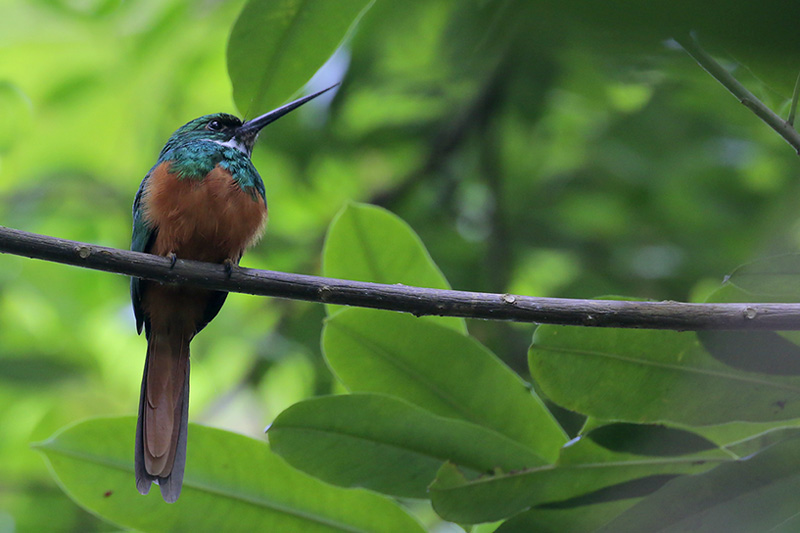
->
[135, 328, 190, 503]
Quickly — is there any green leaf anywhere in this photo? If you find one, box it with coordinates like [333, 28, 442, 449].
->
[323, 203, 466, 332]
[713, 254, 800, 300]
[595, 434, 800, 533]
[494, 500, 635, 533]
[227, 0, 374, 113]
[269, 393, 547, 499]
[586, 423, 718, 457]
[699, 255, 800, 375]
[675, 419, 800, 459]
[529, 326, 800, 425]
[35, 417, 425, 533]
[722, 426, 800, 458]
[698, 330, 800, 375]
[429, 435, 728, 524]
[323, 308, 567, 461]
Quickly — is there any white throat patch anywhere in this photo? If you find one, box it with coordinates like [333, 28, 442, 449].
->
[214, 137, 250, 155]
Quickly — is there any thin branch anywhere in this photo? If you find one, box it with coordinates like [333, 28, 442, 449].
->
[2, 225, 800, 330]
[676, 34, 800, 154]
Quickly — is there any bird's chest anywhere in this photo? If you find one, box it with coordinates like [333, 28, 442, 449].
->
[143, 161, 268, 262]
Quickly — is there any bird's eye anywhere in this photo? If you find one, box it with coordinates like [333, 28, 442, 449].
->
[206, 120, 222, 131]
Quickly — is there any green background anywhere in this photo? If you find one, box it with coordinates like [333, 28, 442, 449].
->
[2, 0, 800, 530]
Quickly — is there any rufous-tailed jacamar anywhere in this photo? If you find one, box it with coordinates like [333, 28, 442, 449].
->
[130, 85, 337, 503]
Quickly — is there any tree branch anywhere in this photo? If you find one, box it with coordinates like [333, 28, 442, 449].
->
[2, 225, 800, 330]
[676, 33, 800, 154]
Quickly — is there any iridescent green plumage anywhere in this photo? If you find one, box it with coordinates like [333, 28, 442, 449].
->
[157, 113, 266, 196]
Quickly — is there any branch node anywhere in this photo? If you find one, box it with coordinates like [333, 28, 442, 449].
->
[318, 285, 333, 302]
[740, 99, 757, 111]
[743, 307, 758, 320]
[501, 294, 517, 304]
[76, 246, 91, 259]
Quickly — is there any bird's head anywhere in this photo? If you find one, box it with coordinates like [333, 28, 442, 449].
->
[159, 84, 338, 158]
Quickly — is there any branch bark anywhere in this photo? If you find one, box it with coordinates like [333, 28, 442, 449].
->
[2, 225, 800, 330]
[676, 33, 800, 155]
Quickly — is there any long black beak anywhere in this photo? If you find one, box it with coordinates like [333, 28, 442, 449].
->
[236, 83, 339, 141]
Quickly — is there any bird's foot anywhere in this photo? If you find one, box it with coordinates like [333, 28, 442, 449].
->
[167, 252, 177, 269]
[223, 258, 235, 278]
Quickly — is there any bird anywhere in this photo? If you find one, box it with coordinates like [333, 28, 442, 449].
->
[130, 84, 337, 502]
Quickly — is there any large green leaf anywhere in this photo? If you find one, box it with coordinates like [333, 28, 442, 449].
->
[596, 434, 800, 533]
[584, 422, 718, 457]
[35, 417, 424, 533]
[227, 0, 374, 114]
[687, 419, 800, 453]
[529, 258, 800, 433]
[699, 255, 800, 375]
[323, 308, 567, 460]
[323, 203, 466, 332]
[712, 254, 800, 300]
[268, 393, 547, 498]
[429, 434, 729, 524]
[529, 326, 800, 425]
[494, 500, 635, 533]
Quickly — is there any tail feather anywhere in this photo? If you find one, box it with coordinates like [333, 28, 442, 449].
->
[135, 330, 190, 503]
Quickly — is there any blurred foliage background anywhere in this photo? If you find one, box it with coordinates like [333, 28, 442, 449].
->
[1, 0, 799, 530]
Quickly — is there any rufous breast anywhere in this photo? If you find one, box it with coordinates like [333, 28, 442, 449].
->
[142, 161, 268, 263]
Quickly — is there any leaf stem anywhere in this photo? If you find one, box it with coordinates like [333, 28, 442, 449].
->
[675, 33, 800, 155]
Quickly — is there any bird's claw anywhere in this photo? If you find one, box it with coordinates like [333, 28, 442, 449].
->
[223, 258, 235, 278]
[167, 252, 177, 269]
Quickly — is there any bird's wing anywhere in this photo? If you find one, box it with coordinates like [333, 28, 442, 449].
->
[130, 166, 158, 335]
